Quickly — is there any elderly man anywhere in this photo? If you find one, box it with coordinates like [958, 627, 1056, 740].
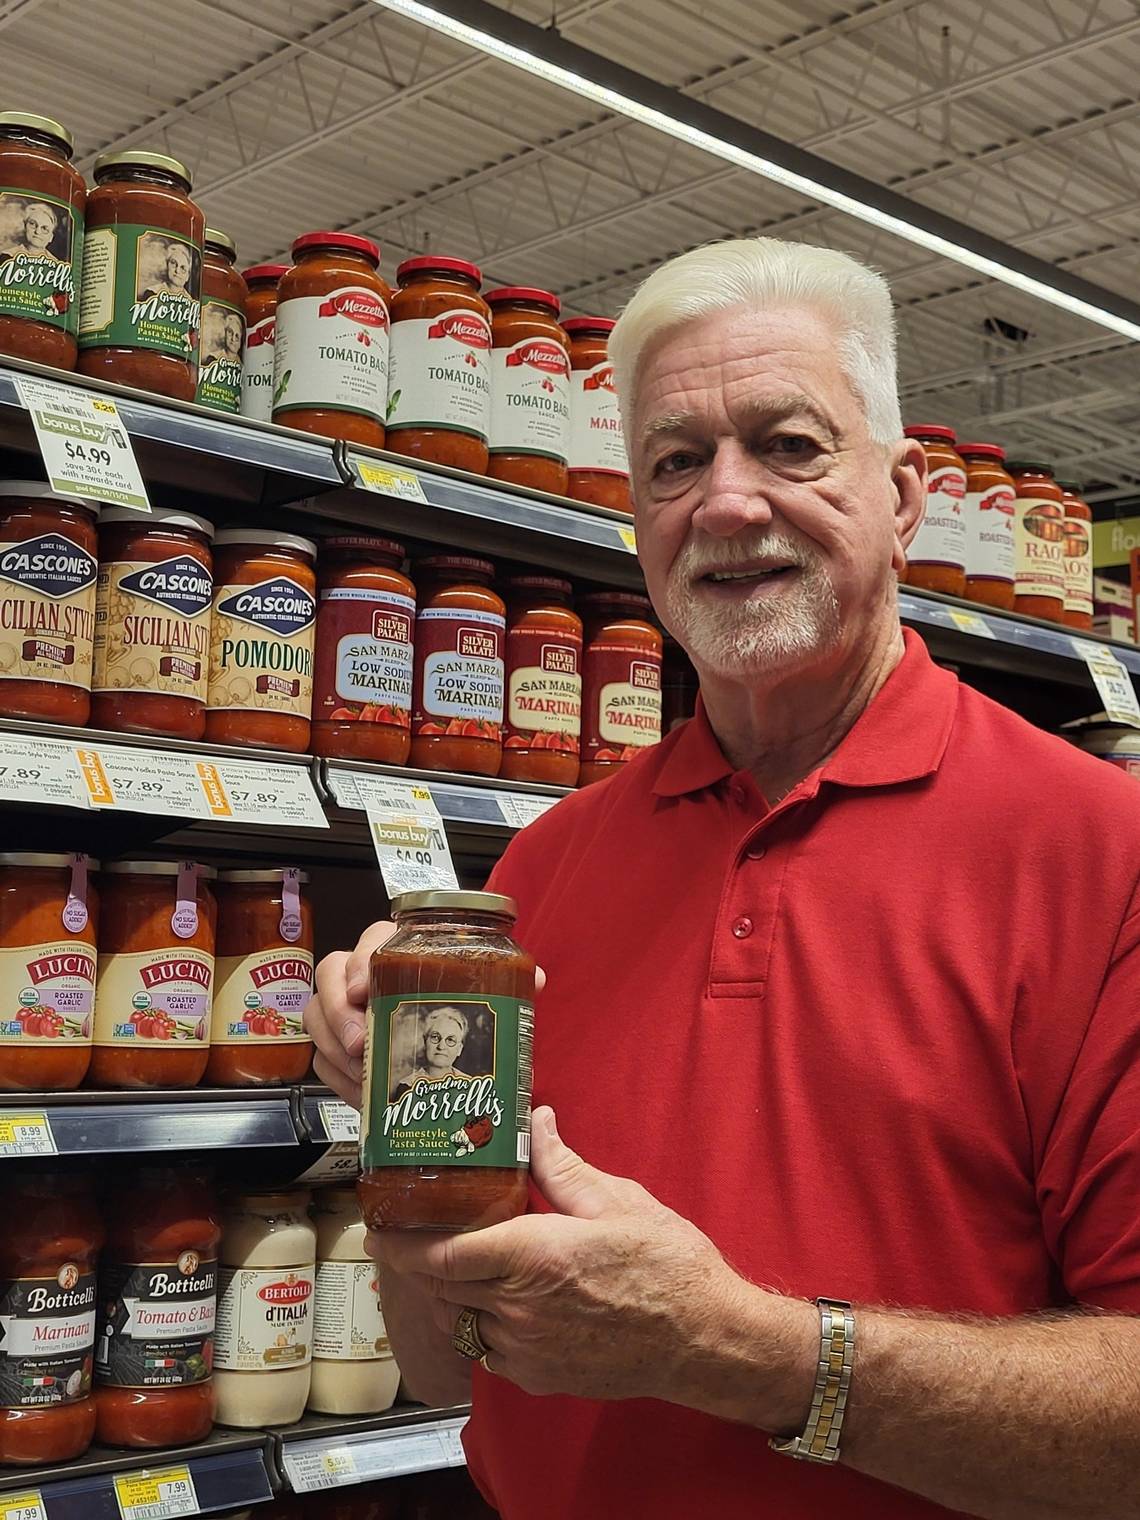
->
[305, 239, 1140, 1520]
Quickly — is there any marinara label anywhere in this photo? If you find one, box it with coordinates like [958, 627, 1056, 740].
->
[582, 642, 662, 761]
[93, 555, 212, 702]
[209, 948, 314, 1045]
[362, 993, 533, 1170]
[504, 625, 581, 758]
[241, 313, 276, 421]
[488, 337, 571, 463]
[78, 223, 202, 360]
[1014, 498, 1065, 601]
[213, 1264, 314, 1372]
[0, 1266, 97, 1408]
[92, 948, 214, 1047]
[94, 1255, 217, 1389]
[208, 576, 315, 720]
[0, 529, 97, 689]
[1063, 515, 1093, 617]
[196, 295, 245, 413]
[568, 362, 628, 475]
[0, 185, 82, 335]
[313, 1260, 392, 1362]
[0, 940, 95, 1046]
[387, 310, 492, 439]
[412, 605, 504, 741]
[313, 587, 414, 728]
[964, 484, 1015, 586]
[908, 465, 967, 571]
[273, 286, 389, 423]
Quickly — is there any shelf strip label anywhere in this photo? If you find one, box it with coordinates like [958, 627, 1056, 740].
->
[318, 1099, 361, 1142]
[947, 609, 996, 639]
[496, 793, 557, 830]
[0, 1111, 57, 1158]
[282, 1418, 468, 1493]
[0, 1492, 47, 1520]
[353, 458, 429, 503]
[16, 375, 150, 512]
[114, 1467, 198, 1520]
[1072, 638, 1140, 727]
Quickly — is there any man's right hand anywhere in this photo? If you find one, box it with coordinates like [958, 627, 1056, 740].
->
[304, 920, 397, 1108]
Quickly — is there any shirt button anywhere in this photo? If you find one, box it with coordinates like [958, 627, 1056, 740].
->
[746, 842, 766, 860]
[732, 916, 754, 939]
[730, 781, 747, 806]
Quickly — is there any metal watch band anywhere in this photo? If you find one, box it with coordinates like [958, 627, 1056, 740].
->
[770, 1298, 855, 1465]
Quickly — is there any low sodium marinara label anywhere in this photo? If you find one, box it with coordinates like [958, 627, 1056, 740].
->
[582, 643, 662, 761]
[568, 362, 628, 475]
[209, 948, 314, 1045]
[504, 625, 581, 758]
[272, 287, 389, 423]
[313, 587, 414, 728]
[1063, 514, 1093, 617]
[213, 1265, 314, 1372]
[0, 184, 82, 335]
[196, 296, 245, 413]
[488, 336, 570, 463]
[964, 484, 1015, 586]
[1014, 497, 1065, 601]
[241, 313, 276, 421]
[207, 576, 316, 720]
[387, 309, 492, 439]
[908, 464, 967, 571]
[0, 1266, 97, 1408]
[0, 529, 97, 689]
[95, 1255, 216, 1389]
[362, 993, 533, 1170]
[93, 555, 212, 702]
[92, 948, 214, 1046]
[78, 224, 201, 361]
[412, 605, 504, 741]
[0, 940, 95, 1046]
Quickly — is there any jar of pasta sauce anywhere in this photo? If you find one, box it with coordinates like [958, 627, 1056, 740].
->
[312, 537, 415, 764]
[92, 507, 214, 740]
[240, 263, 288, 423]
[206, 868, 314, 1088]
[94, 1166, 219, 1448]
[562, 318, 631, 513]
[902, 426, 967, 597]
[486, 288, 570, 497]
[1058, 480, 1093, 631]
[1007, 462, 1066, 623]
[501, 575, 581, 787]
[309, 1186, 399, 1416]
[410, 556, 504, 777]
[195, 229, 246, 414]
[273, 232, 390, 447]
[387, 256, 492, 474]
[0, 482, 99, 725]
[959, 443, 1015, 611]
[206, 530, 317, 753]
[0, 852, 97, 1092]
[0, 113, 86, 371]
[578, 591, 663, 787]
[0, 1169, 102, 1465]
[78, 151, 204, 402]
[89, 861, 216, 1090]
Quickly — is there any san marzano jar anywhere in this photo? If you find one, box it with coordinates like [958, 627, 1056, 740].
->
[959, 443, 1015, 612]
[486, 287, 570, 496]
[195, 228, 246, 414]
[410, 555, 504, 777]
[501, 575, 581, 787]
[562, 317, 631, 513]
[902, 425, 967, 597]
[240, 263, 287, 422]
[578, 591, 662, 787]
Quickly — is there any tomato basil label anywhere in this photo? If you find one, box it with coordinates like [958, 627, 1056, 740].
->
[582, 643, 662, 761]
[387, 309, 492, 439]
[78, 224, 202, 360]
[908, 465, 967, 571]
[0, 186, 82, 335]
[241, 314, 276, 421]
[196, 296, 245, 413]
[412, 605, 504, 741]
[504, 625, 581, 758]
[363, 993, 533, 1169]
[210, 948, 314, 1045]
[94, 1256, 217, 1388]
[0, 530, 97, 690]
[273, 286, 389, 423]
[93, 555, 212, 702]
[0, 940, 95, 1046]
[0, 1267, 97, 1408]
[313, 587, 414, 728]
[964, 484, 1015, 586]
[489, 337, 571, 462]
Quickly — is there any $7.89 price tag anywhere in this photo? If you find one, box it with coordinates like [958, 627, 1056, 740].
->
[113, 1467, 198, 1520]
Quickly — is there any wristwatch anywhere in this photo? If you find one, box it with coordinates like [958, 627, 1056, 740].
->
[769, 1298, 855, 1465]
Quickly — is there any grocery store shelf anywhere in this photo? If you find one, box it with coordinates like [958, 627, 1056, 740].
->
[276, 1406, 469, 1494]
[0, 1088, 300, 1157]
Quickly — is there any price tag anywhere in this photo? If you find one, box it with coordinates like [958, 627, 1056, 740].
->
[195, 758, 328, 828]
[297, 1141, 360, 1185]
[318, 1099, 360, 1142]
[16, 376, 150, 512]
[947, 609, 996, 639]
[0, 1111, 56, 1158]
[1072, 639, 1140, 728]
[497, 793, 557, 830]
[617, 525, 637, 553]
[113, 1468, 198, 1520]
[74, 746, 207, 815]
[354, 458, 428, 503]
[0, 1492, 47, 1520]
[282, 1445, 358, 1494]
[356, 776, 459, 896]
[440, 1419, 469, 1464]
[0, 732, 90, 807]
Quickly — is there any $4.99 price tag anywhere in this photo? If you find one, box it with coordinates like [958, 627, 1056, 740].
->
[15, 375, 150, 512]
[113, 1467, 198, 1520]
[0, 1492, 46, 1520]
[353, 776, 459, 897]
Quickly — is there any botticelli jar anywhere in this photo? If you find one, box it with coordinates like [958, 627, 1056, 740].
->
[959, 443, 1015, 612]
[562, 317, 631, 513]
[501, 575, 581, 787]
[486, 287, 571, 496]
[410, 556, 505, 777]
[902, 425, 967, 597]
[78, 151, 204, 401]
[1058, 481, 1093, 631]
[195, 229, 246, 414]
[89, 861, 216, 1091]
[273, 232, 390, 447]
[0, 1170, 103, 1465]
[205, 869, 314, 1088]
[0, 113, 86, 371]
[386, 256, 492, 474]
[0, 853, 97, 1093]
[578, 591, 663, 787]
[206, 530, 317, 753]
[1007, 462, 1066, 623]
[360, 890, 535, 1232]
[309, 1186, 399, 1416]
[91, 507, 214, 741]
[240, 263, 288, 423]
[312, 536, 415, 765]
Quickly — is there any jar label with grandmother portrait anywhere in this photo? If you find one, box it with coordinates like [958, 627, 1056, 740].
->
[208, 576, 315, 719]
[93, 556, 212, 702]
[78, 224, 202, 360]
[362, 994, 533, 1170]
[0, 186, 82, 335]
[0, 529, 97, 689]
[196, 296, 245, 413]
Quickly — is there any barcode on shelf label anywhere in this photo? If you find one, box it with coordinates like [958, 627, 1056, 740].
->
[0, 1112, 56, 1158]
[947, 609, 996, 639]
[318, 1100, 360, 1142]
[497, 793, 557, 830]
[16, 376, 150, 512]
[297, 1141, 360, 1185]
[195, 757, 329, 828]
[283, 1421, 468, 1492]
[74, 746, 207, 815]
[0, 733, 90, 807]
[354, 459, 428, 502]
[1072, 639, 1140, 728]
[113, 1466, 198, 1520]
[358, 776, 458, 896]
[0, 1490, 46, 1520]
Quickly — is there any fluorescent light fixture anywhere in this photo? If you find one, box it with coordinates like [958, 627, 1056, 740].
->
[373, 0, 1140, 344]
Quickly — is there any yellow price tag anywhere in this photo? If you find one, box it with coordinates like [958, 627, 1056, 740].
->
[114, 1466, 198, 1520]
[92, 399, 117, 413]
[355, 460, 428, 503]
[195, 762, 232, 817]
[947, 609, 995, 639]
[0, 1111, 55, 1157]
[74, 746, 115, 806]
[617, 526, 637, 553]
[410, 786, 433, 802]
[322, 1448, 357, 1478]
[1, 1491, 46, 1520]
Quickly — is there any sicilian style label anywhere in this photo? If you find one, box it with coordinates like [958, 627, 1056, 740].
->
[582, 644, 662, 762]
[93, 555, 212, 702]
[568, 362, 628, 475]
[0, 186, 82, 335]
[387, 309, 492, 439]
[241, 314, 276, 421]
[0, 1266, 97, 1408]
[504, 625, 581, 759]
[208, 576, 316, 720]
[0, 529, 97, 689]
[1014, 498, 1065, 601]
[964, 484, 1015, 586]
[313, 587, 414, 728]
[196, 297, 245, 413]
[209, 948, 314, 1045]
[0, 940, 95, 1047]
[95, 1255, 217, 1388]
[78, 224, 202, 361]
[92, 948, 214, 1046]
[412, 605, 504, 741]
[908, 465, 967, 570]
[1063, 515, 1093, 617]
[213, 1264, 314, 1371]
[313, 1260, 392, 1362]
[488, 337, 571, 462]
[363, 993, 533, 1169]
[272, 287, 389, 422]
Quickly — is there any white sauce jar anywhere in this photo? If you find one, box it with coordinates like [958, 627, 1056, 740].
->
[308, 1184, 400, 1415]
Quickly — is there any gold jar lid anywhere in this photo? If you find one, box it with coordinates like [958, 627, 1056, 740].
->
[93, 149, 192, 190]
[0, 111, 74, 153]
[204, 227, 237, 259]
[391, 889, 517, 919]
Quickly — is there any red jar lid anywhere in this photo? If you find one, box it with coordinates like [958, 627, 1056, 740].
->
[292, 231, 381, 264]
[957, 442, 1005, 461]
[242, 263, 289, 283]
[485, 286, 561, 314]
[562, 317, 616, 336]
[505, 574, 573, 597]
[904, 424, 957, 443]
[323, 535, 406, 561]
[417, 554, 496, 580]
[397, 255, 482, 285]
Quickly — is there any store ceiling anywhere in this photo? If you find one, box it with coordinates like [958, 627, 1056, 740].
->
[4, 0, 1139, 505]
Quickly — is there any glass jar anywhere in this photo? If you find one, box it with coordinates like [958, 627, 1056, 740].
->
[902, 425, 967, 597]
[387, 256, 492, 474]
[205, 529, 317, 753]
[94, 1165, 219, 1448]
[1058, 480, 1094, 631]
[562, 317, 631, 513]
[89, 861, 216, 1090]
[958, 443, 1016, 611]
[0, 1169, 102, 1465]
[77, 151, 204, 401]
[0, 113, 85, 371]
[501, 575, 581, 787]
[309, 1186, 399, 1416]
[360, 890, 535, 1232]
[312, 536, 415, 764]
[195, 228, 246, 414]
[578, 591, 663, 786]
[486, 287, 570, 496]
[91, 507, 214, 740]
[0, 852, 97, 1092]
[273, 232, 390, 447]
[205, 869, 314, 1088]
[1007, 462, 1066, 623]
[410, 556, 505, 776]
[662, 636, 698, 733]
[0, 481, 99, 725]
[240, 263, 288, 422]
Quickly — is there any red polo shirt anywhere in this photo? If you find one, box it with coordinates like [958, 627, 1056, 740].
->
[465, 630, 1140, 1518]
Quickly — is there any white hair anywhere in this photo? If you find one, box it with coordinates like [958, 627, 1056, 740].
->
[608, 237, 903, 446]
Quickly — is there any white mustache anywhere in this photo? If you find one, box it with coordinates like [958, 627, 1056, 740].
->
[677, 532, 814, 578]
